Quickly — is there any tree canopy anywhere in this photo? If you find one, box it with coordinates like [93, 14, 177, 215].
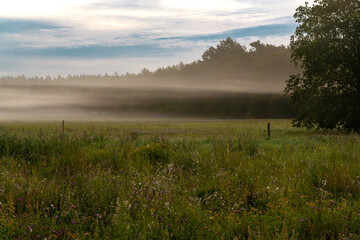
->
[148, 38, 296, 88]
[285, 0, 360, 131]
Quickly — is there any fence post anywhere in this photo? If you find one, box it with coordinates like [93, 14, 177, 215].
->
[62, 121, 65, 142]
[268, 123, 270, 139]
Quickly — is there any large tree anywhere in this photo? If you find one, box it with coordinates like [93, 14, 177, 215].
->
[285, 0, 360, 131]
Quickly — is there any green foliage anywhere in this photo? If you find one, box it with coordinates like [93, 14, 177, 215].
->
[286, 0, 360, 131]
[0, 121, 359, 239]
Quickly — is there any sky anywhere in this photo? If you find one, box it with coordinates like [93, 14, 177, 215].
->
[0, 0, 313, 77]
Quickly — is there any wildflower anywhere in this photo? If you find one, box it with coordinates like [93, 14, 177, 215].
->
[96, 213, 102, 218]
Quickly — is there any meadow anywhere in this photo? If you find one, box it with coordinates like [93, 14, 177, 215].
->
[0, 119, 359, 239]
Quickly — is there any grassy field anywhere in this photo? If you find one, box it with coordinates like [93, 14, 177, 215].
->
[0, 119, 359, 239]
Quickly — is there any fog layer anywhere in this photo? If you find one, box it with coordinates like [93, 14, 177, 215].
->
[0, 39, 297, 120]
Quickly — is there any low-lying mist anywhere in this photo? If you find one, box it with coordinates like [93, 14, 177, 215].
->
[0, 77, 294, 121]
[0, 38, 298, 120]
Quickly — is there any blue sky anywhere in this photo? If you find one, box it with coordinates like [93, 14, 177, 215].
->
[0, 0, 312, 77]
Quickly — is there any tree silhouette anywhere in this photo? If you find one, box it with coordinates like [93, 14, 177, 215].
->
[285, 0, 360, 131]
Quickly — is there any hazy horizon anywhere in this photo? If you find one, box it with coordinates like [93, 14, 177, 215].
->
[0, 0, 305, 120]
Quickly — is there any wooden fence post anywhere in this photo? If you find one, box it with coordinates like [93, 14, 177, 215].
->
[62, 121, 65, 142]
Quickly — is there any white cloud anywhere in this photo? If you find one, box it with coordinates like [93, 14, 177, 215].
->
[0, 0, 310, 32]
[160, 0, 251, 11]
[0, 0, 95, 18]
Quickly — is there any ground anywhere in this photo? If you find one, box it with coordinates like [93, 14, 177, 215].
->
[0, 119, 359, 239]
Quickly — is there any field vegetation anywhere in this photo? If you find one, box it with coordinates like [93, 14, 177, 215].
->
[0, 120, 359, 239]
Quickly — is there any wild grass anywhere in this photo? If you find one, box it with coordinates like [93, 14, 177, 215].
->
[0, 120, 359, 239]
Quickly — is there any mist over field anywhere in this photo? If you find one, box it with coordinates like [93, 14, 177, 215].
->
[0, 39, 297, 120]
[0, 77, 292, 120]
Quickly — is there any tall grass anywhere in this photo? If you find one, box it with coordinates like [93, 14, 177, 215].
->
[0, 120, 359, 239]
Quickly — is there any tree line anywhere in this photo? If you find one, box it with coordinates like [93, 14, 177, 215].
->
[0, 38, 298, 119]
[147, 38, 296, 84]
[0, 38, 296, 87]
